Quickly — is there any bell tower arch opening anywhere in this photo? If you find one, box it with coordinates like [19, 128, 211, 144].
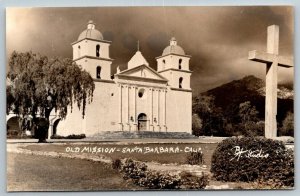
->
[96, 44, 100, 57]
[96, 66, 102, 79]
[179, 77, 183, 88]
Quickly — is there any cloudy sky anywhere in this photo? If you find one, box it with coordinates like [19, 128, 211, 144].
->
[6, 6, 294, 94]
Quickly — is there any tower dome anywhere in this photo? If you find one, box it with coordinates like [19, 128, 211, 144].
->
[78, 20, 104, 41]
[162, 37, 185, 56]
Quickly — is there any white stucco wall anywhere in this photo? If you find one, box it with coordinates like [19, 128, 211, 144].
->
[72, 40, 111, 60]
[56, 79, 192, 136]
[84, 81, 119, 135]
[166, 89, 192, 133]
[75, 58, 112, 80]
[157, 55, 190, 71]
[160, 70, 191, 89]
[56, 102, 86, 136]
[56, 80, 118, 136]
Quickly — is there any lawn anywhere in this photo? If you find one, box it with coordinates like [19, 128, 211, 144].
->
[9, 142, 259, 190]
[22, 142, 218, 167]
[7, 152, 140, 191]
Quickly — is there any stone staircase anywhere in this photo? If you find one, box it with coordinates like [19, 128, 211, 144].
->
[88, 131, 196, 139]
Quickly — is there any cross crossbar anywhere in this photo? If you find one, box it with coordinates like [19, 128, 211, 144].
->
[248, 50, 293, 68]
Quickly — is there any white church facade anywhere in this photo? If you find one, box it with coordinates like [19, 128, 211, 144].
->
[55, 21, 192, 137]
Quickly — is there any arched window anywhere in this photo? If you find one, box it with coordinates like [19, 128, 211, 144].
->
[179, 77, 183, 88]
[96, 66, 101, 79]
[78, 45, 81, 57]
[138, 88, 145, 98]
[96, 44, 100, 57]
[179, 59, 182, 69]
[162, 59, 166, 70]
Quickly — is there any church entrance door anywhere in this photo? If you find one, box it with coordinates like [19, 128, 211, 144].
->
[137, 113, 147, 131]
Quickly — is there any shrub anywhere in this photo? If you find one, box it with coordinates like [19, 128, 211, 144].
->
[138, 171, 181, 189]
[180, 171, 209, 189]
[7, 129, 19, 137]
[112, 158, 122, 170]
[119, 158, 209, 189]
[65, 134, 86, 139]
[7, 129, 34, 139]
[121, 159, 147, 183]
[50, 134, 86, 139]
[211, 137, 294, 187]
[186, 151, 204, 165]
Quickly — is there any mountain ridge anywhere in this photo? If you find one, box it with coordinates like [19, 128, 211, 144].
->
[196, 75, 293, 125]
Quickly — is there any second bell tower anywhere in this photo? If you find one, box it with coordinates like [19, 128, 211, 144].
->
[71, 20, 113, 80]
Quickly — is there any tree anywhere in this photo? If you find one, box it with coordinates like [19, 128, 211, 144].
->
[192, 113, 203, 136]
[6, 51, 95, 142]
[193, 95, 226, 136]
[280, 112, 294, 136]
[238, 101, 260, 136]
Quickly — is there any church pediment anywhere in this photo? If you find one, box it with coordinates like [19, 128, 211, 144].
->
[116, 64, 168, 82]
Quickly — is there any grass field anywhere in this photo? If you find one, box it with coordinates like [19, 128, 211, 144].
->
[7, 152, 140, 191]
[8, 141, 260, 190]
[22, 142, 218, 167]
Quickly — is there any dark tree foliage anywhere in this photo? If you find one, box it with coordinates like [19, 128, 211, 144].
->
[279, 111, 294, 136]
[6, 51, 95, 142]
[237, 101, 262, 137]
[192, 113, 203, 136]
[192, 95, 226, 136]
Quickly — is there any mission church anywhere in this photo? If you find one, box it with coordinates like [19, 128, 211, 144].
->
[54, 20, 193, 137]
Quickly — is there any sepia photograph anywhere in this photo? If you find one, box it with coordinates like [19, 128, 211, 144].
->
[6, 6, 294, 191]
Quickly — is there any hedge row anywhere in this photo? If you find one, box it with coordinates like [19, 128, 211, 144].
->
[50, 134, 86, 139]
[112, 158, 209, 190]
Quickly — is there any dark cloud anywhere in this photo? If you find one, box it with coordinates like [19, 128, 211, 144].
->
[6, 6, 294, 94]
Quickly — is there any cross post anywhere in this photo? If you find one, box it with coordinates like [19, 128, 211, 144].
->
[248, 25, 293, 138]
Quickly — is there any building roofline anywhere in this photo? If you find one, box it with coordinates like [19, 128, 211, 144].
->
[158, 68, 193, 74]
[93, 78, 115, 83]
[71, 38, 112, 45]
[170, 87, 192, 92]
[117, 64, 169, 81]
[115, 74, 168, 84]
[116, 82, 168, 90]
[156, 53, 192, 59]
[73, 55, 114, 62]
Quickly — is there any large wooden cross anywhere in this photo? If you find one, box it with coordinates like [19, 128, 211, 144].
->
[248, 25, 293, 138]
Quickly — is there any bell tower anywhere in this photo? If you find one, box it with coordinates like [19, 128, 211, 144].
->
[71, 20, 113, 80]
[156, 37, 192, 90]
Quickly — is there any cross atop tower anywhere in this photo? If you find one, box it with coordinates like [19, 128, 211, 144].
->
[137, 40, 140, 51]
[248, 25, 293, 138]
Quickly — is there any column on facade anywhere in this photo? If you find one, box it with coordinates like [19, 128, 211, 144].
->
[164, 89, 167, 132]
[133, 86, 137, 131]
[147, 88, 151, 131]
[157, 89, 160, 131]
[161, 89, 166, 132]
[123, 85, 129, 131]
[119, 84, 123, 131]
[149, 88, 154, 131]
[127, 85, 130, 131]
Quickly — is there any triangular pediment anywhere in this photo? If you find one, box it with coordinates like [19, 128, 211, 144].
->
[128, 51, 149, 69]
[117, 64, 167, 81]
